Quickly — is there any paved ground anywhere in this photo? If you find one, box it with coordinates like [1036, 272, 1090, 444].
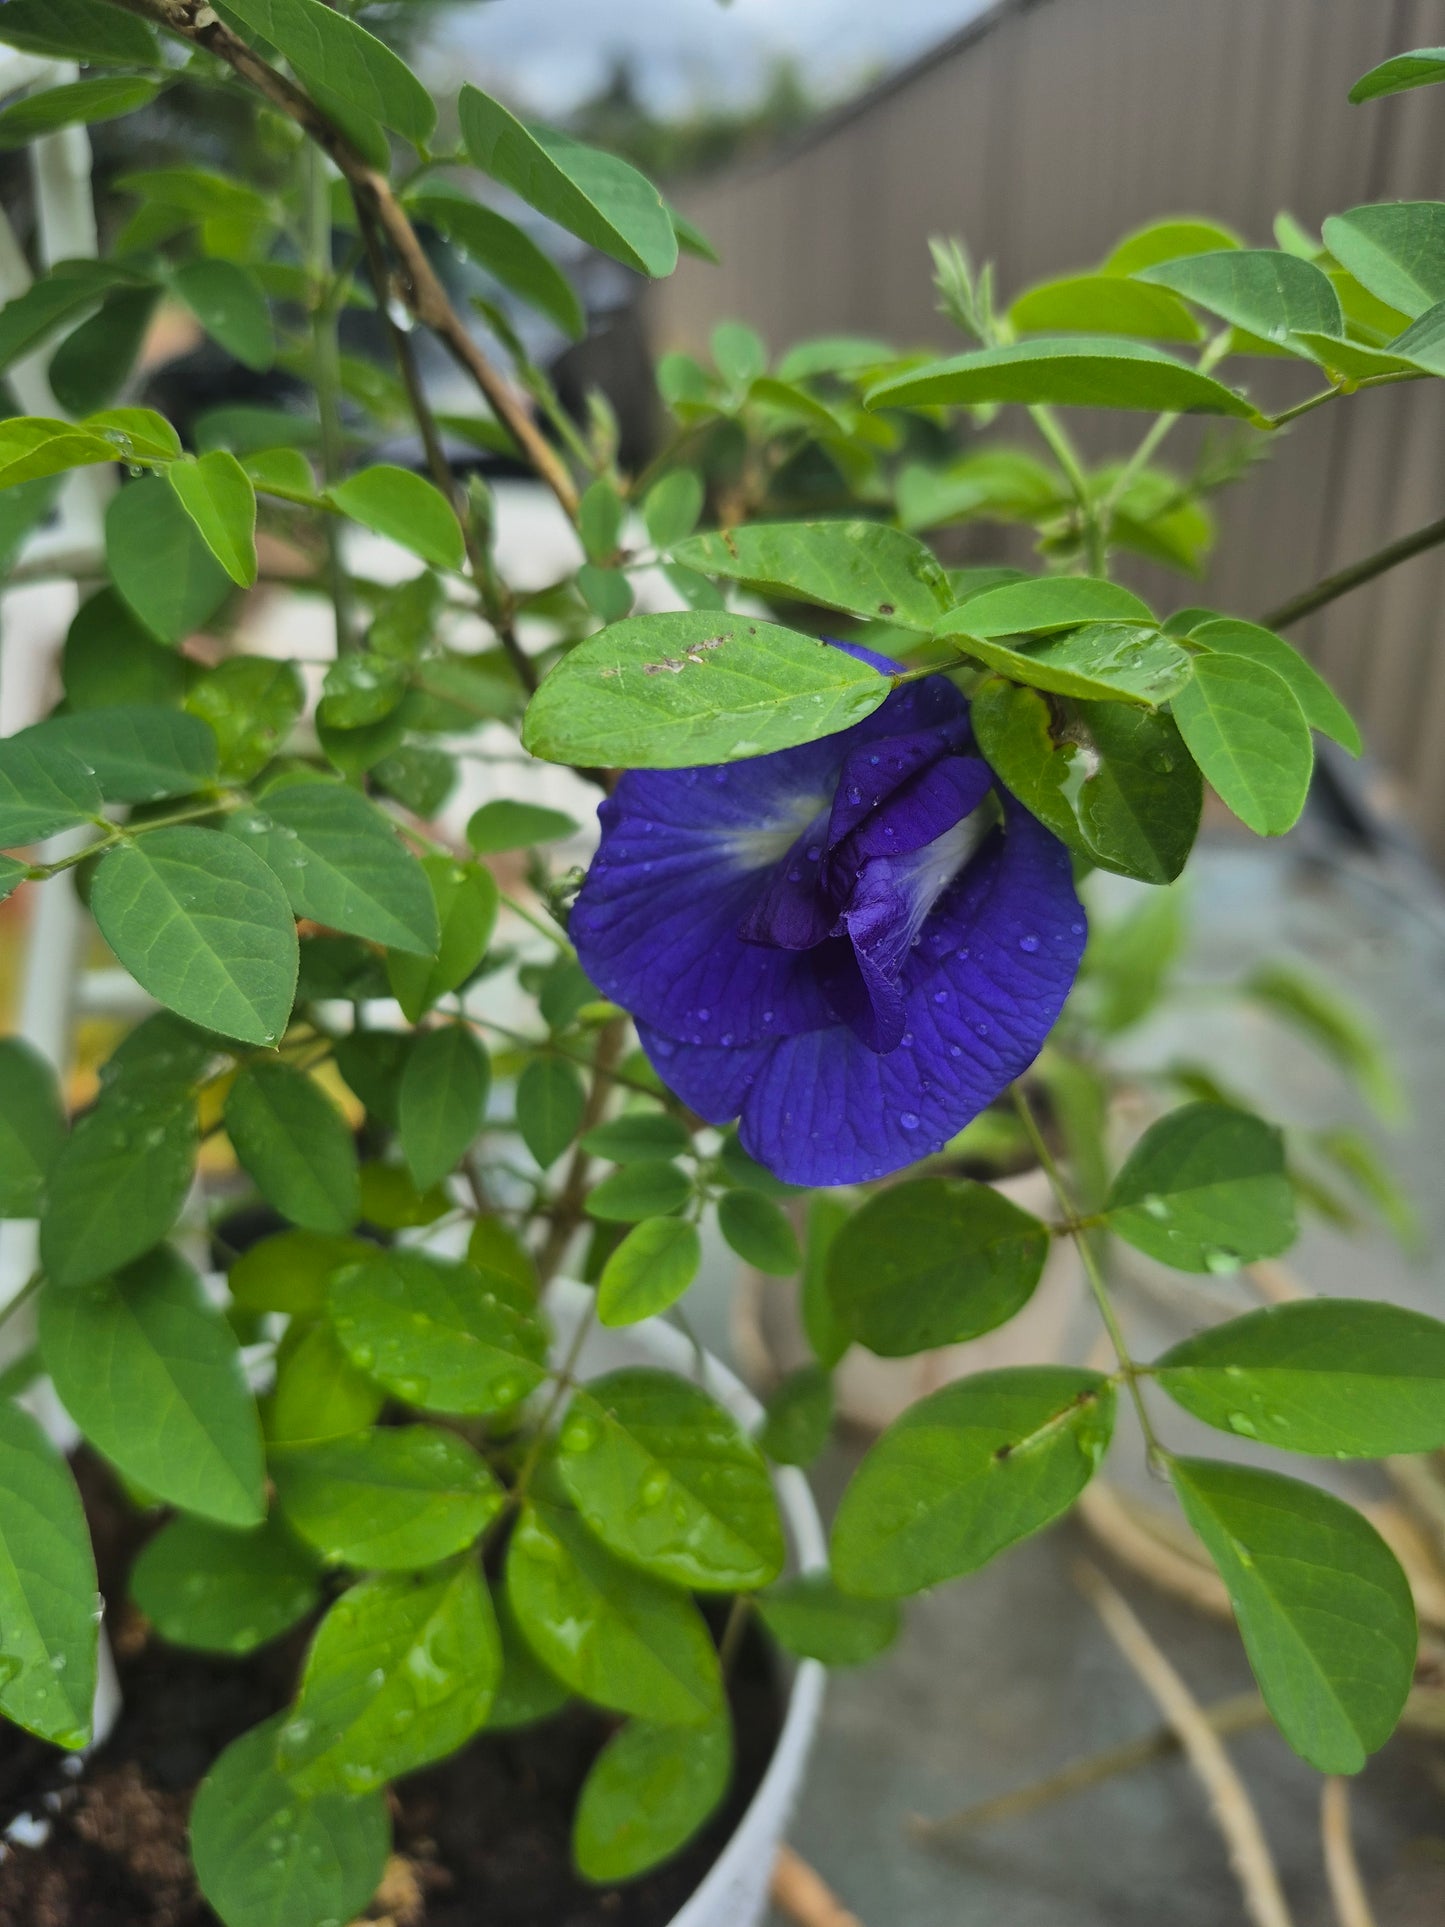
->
[708, 825, 1445, 1927]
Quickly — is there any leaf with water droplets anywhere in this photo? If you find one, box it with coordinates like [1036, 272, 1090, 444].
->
[225, 1061, 360, 1233]
[91, 827, 298, 1047]
[190, 1713, 390, 1927]
[0, 1401, 98, 1747]
[276, 1561, 501, 1795]
[1171, 1458, 1415, 1773]
[555, 1368, 784, 1592]
[39, 1079, 197, 1288]
[40, 1246, 267, 1527]
[131, 1513, 320, 1655]
[0, 1038, 65, 1218]
[271, 1425, 503, 1570]
[573, 1709, 732, 1882]
[1106, 1101, 1296, 1273]
[597, 1218, 701, 1327]
[1155, 1300, 1445, 1456]
[397, 1025, 491, 1190]
[830, 1367, 1115, 1598]
[0, 735, 101, 848]
[506, 1499, 723, 1725]
[327, 1250, 548, 1418]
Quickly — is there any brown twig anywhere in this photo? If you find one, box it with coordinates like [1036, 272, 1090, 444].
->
[110, 0, 579, 521]
[770, 1846, 864, 1927]
[1074, 1560, 1295, 1927]
[1320, 1779, 1378, 1927]
[1261, 511, 1445, 632]
[535, 1017, 626, 1284]
[910, 1691, 1269, 1845]
[1076, 1478, 1232, 1619]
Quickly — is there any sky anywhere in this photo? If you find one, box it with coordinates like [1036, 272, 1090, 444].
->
[432, 0, 995, 117]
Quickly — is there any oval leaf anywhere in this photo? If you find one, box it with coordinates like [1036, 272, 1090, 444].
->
[328, 464, 464, 571]
[225, 1061, 360, 1233]
[0, 1038, 65, 1216]
[1106, 1101, 1296, 1273]
[0, 1402, 98, 1748]
[573, 1713, 732, 1883]
[167, 451, 258, 587]
[1138, 250, 1343, 342]
[865, 338, 1257, 417]
[271, 1425, 503, 1569]
[220, 0, 435, 143]
[398, 1024, 491, 1190]
[597, 1217, 702, 1327]
[1170, 652, 1314, 836]
[131, 1513, 320, 1655]
[523, 614, 890, 769]
[671, 522, 951, 632]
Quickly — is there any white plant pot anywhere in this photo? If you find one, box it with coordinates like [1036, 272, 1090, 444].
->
[549, 1279, 827, 1927]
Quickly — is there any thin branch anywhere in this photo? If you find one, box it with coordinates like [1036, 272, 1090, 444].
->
[770, 1846, 864, 1927]
[910, 1691, 1268, 1845]
[1260, 511, 1445, 632]
[535, 1017, 626, 1284]
[1074, 1560, 1295, 1927]
[111, 0, 579, 521]
[1320, 1779, 1378, 1927]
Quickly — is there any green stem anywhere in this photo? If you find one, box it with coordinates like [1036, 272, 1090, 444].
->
[1095, 333, 1233, 542]
[1028, 405, 1104, 575]
[1260, 509, 1445, 632]
[306, 145, 353, 652]
[0, 1272, 42, 1332]
[1263, 367, 1422, 431]
[1012, 1084, 1165, 1467]
[26, 795, 243, 880]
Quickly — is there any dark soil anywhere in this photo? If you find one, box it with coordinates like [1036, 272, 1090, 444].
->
[0, 1452, 785, 1927]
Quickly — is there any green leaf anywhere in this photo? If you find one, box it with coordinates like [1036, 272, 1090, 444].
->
[386, 855, 496, 1021]
[357, 1161, 450, 1230]
[757, 1573, 899, 1666]
[190, 1714, 390, 1927]
[271, 1425, 503, 1569]
[587, 1160, 691, 1223]
[1138, 250, 1343, 342]
[938, 620, 1189, 708]
[757, 1365, 833, 1468]
[187, 657, 305, 784]
[228, 1229, 371, 1317]
[225, 1062, 360, 1233]
[671, 522, 950, 632]
[131, 1514, 320, 1655]
[40, 1248, 266, 1526]
[1010, 273, 1202, 340]
[317, 653, 408, 734]
[556, 1368, 784, 1591]
[506, 1500, 723, 1724]
[0, 415, 118, 490]
[596, 1219, 701, 1328]
[1320, 204, 1445, 320]
[328, 465, 463, 571]
[970, 678, 1200, 884]
[106, 476, 233, 642]
[1184, 618, 1360, 756]
[1171, 1459, 1415, 1773]
[64, 585, 187, 713]
[40, 1082, 196, 1288]
[1170, 652, 1314, 835]
[170, 258, 274, 373]
[0, 76, 158, 149]
[277, 1561, 500, 1795]
[583, 1114, 692, 1164]
[830, 1368, 1115, 1597]
[1102, 218, 1244, 275]
[1156, 1299, 1445, 1455]
[1246, 963, 1402, 1122]
[1384, 298, 1445, 374]
[1350, 47, 1445, 101]
[0, 735, 100, 849]
[0, 855, 24, 903]
[22, 705, 218, 805]
[523, 613, 890, 769]
[0, 0, 158, 63]
[397, 1025, 490, 1190]
[573, 1713, 732, 1883]
[1106, 1101, 1296, 1272]
[167, 452, 258, 587]
[91, 828, 298, 1048]
[0, 262, 127, 374]
[942, 575, 1153, 635]
[227, 779, 438, 956]
[49, 287, 159, 417]
[1080, 884, 1187, 1036]
[466, 799, 577, 854]
[865, 338, 1256, 417]
[0, 1040, 64, 1217]
[827, 1178, 1050, 1357]
[516, 1056, 586, 1167]
[485, 1588, 570, 1729]
[0, 1402, 98, 1748]
[717, 1190, 800, 1276]
[643, 469, 705, 548]
[459, 86, 677, 278]
[266, 1321, 383, 1448]
[409, 187, 584, 340]
[329, 1249, 547, 1418]
[218, 0, 436, 142]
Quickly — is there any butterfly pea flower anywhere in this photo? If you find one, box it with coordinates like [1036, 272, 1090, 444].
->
[570, 652, 1086, 1186]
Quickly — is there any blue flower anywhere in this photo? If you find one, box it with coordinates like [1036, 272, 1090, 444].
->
[570, 654, 1086, 1185]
